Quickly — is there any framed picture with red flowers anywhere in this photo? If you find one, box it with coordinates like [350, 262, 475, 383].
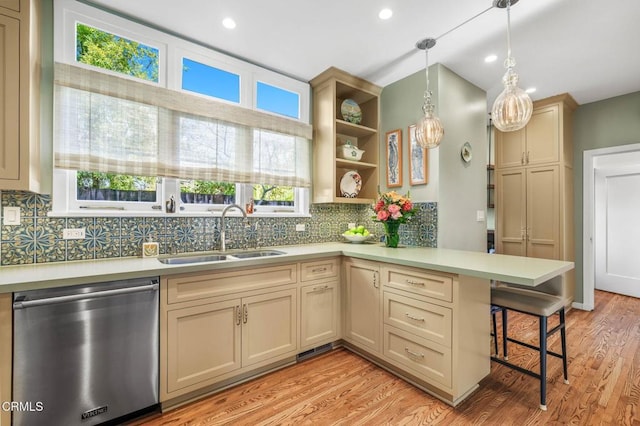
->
[385, 129, 402, 188]
[408, 124, 428, 185]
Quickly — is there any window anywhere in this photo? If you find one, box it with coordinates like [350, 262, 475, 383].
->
[53, 0, 311, 217]
[76, 23, 159, 83]
[180, 180, 236, 206]
[182, 58, 240, 103]
[256, 82, 299, 119]
[77, 172, 157, 202]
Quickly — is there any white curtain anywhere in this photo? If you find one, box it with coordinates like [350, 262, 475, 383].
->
[54, 63, 312, 187]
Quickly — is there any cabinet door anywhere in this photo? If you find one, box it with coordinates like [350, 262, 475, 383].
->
[242, 288, 297, 367]
[495, 127, 525, 169]
[0, 1, 20, 13]
[525, 105, 559, 166]
[300, 281, 339, 349]
[0, 13, 19, 181]
[496, 168, 526, 256]
[526, 165, 560, 259]
[166, 299, 241, 393]
[343, 259, 381, 353]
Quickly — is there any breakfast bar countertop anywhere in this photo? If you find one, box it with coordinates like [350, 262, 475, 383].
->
[0, 242, 574, 293]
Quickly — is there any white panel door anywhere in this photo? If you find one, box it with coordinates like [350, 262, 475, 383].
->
[595, 166, 640, 297]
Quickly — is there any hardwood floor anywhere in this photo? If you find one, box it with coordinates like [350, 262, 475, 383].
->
[136, 290, 640, 425]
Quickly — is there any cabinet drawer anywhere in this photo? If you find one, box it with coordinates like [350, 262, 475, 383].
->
[383, 292, 451, 347]
[166, 263, 297, 304]
[383, 324, 451, 389]
[299, 258, 339, 282]
[382, 266, 453, 303]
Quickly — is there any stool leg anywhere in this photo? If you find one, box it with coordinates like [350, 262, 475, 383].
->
[501, 308, 508, 361]
[539, 315, 548, 411]
[559, 308, 569, 384]
[492, 311, 499, 356]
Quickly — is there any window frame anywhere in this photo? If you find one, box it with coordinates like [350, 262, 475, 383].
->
[52, 0, 310, 218]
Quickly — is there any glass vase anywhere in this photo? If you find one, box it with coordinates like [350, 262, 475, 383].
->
[383, 221, 401, 248]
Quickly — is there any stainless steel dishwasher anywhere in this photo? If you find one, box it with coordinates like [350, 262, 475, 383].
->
[13, 277, 159, 426]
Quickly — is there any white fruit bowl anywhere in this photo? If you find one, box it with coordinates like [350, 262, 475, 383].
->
[342, 233, 373, 243]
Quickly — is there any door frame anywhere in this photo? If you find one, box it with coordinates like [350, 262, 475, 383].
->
[583, 142, 640, 311]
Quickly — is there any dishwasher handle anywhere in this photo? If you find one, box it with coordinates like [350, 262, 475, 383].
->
[13, 282, 159, 310]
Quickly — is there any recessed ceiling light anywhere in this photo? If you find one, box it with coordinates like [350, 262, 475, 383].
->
[484, 54, 497, 63]
[525, 87, 537, 94]
[222, 17, 236, 29]
[379, 8, 393, 20]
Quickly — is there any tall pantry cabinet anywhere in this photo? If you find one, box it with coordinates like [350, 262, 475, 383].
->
[0, 0, 42, 192]
[495, 93, 577, 303]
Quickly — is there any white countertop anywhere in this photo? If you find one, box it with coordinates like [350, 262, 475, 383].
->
[0, 242, 574, 293]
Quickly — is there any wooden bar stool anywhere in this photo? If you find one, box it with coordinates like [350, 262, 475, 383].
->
[490, 275, 569, 410]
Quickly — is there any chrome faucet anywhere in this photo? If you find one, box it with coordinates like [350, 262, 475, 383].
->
[219, 204, 248, 252]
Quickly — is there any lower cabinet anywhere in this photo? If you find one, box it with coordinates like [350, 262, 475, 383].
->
[343, 258, 381, 354]
[300, 280, 340, 350]
[166, 299, 241, 393]
[160, 256, 490, 408]
[161, 268, 298, 402]
[380, 264, 490, 405]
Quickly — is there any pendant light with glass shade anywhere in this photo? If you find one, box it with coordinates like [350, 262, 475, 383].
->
[415, 38, 444, 149]
[491, 0, 533, 132]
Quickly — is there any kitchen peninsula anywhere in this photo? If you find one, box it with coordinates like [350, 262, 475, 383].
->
[0, 243, 573, 422]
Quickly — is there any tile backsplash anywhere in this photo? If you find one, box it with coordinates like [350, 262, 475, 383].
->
[0, 191, 437, 266]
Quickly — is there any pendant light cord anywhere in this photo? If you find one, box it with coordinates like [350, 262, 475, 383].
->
[506, 1, 512, 62]
[425, 47, 430, 96]
[435, 5, 495, 41]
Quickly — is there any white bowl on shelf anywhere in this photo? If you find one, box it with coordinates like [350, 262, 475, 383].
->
[337, 144, 365, 161]
[342, 233, 373, 243]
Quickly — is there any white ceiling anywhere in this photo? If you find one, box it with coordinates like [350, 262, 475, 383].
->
[87, 0, 640, 108]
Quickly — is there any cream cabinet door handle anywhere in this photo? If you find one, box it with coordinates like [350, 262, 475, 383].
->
[405, 313, 425, 322]
[243, 304, 248, 324]
[236, 305, 241, 326]
[405, 347, 425, 359]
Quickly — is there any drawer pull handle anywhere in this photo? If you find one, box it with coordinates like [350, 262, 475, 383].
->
[406, 279, 425, 287]
[312, 285, 329, 292]
[312, 267, 327, 273]
[405, 313, 425, 322]
[405, 347, 425, 359]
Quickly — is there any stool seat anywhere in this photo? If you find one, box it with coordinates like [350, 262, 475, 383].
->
[491, 287, 565, 317]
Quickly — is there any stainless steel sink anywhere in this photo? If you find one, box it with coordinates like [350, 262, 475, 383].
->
[158, 254, 228, 265]
[227, 249, 286, 259]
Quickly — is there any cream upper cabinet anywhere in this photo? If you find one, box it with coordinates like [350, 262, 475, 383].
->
[0, 0, 41, 192]
[0, 1, 20, 12]
[495, 93, 576, 303]
[496, 104, 560, 169]
[343, 258, 381, 353]
[0, 13, 20, 182]
[310, 67, 381, 204]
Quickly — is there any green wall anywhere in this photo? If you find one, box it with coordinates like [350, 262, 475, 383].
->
[380, 64, 487, 251]
[573, 91, 640, 302]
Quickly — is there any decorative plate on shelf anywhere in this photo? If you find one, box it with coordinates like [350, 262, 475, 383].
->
[340, 170, 362, 198]
[461, 142, 473, 163]
[341, 99, 362, 124]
